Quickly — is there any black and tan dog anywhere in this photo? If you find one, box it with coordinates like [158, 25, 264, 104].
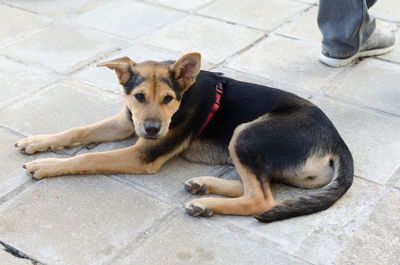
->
[15, 53, 354, 222]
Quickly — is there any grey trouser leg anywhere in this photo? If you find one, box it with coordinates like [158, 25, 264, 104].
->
[318, 0, 377, 58]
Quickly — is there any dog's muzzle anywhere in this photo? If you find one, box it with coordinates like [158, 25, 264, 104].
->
[144, 120, 161, 137]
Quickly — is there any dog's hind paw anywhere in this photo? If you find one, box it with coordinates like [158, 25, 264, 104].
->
[184, 179, 208, 195]
[184, 201, 213, 217]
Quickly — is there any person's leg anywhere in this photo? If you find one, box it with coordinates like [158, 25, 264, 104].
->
[318, 0, 394, 67]
[318, 0, 376, 59]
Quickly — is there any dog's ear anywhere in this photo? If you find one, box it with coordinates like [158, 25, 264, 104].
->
[97, 57, 136, 85]
[170, 52, 201, 90]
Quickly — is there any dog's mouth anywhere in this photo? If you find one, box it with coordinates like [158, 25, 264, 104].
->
[133, 119, 167, 140]
[142, 135, 162, 140]
[137, 129, 167, 140]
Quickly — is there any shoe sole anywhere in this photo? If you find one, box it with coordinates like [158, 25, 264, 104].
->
[319, 45, 395, 67]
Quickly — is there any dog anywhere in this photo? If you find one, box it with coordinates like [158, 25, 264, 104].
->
[15, 52, 354, 222]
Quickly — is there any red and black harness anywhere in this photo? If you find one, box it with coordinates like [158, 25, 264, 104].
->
[195, 79, 224, 137]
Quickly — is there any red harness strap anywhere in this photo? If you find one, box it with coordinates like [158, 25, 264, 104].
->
[196, 80, 224, 137]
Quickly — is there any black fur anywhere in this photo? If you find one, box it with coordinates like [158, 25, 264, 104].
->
[126, 108, 134, 127]
[141, 71, 218, 163]
[136, 70, 354, 221]
[123, 72, 145, 95]
[165, 72, 184, 101]
[234, 103, 337, 178]
[254, 146, 353, 222]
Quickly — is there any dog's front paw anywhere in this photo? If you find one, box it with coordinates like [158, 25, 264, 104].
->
[15, 135, 59, 154]
[23, 158, 64, 179]
[184, 178, 209, 195]
[184, 200, 213, 217]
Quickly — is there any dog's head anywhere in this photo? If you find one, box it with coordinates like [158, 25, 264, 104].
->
[97, 53, 201, 139]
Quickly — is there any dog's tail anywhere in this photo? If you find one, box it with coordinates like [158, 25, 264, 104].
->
[255, 145, 354, 223]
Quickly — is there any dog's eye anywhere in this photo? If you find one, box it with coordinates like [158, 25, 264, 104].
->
[163, 95, 173, 104]
[134, 93, 145, 103]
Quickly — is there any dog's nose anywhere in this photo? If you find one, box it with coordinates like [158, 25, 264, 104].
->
[144, 121, 161, 136]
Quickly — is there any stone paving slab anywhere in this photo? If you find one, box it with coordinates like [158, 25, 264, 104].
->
[295, 0, 317, 4]
[335, 189, 400, 265]
[216, 177, 386, 265]
[382, 29, 400, 63]
[388, 166, 400, 188]
[112, 212, 310, 265]
[2, 0, 106, 17]
[0, 80, 123, 136]
[324, 59, 400, 116]
[277, 6, 321, 43]
[0, 129, 32, 198]
[142, 15, 265, 64]
[146, 0, 214, 11]
[72, 0, 183, 40]
[311, 96, 400, 185]
[0, 5, 49, 46]
[0, 248, 33, 265]
[198, 0, 311, 32]
[395, 178, 400, 189]
[227, 35, 343, 92]
[76, 140, 236, 206]
[114, 157, 221, 205]
[0, 23, 127, 74]
[0, 57, 56, 109]
[0, 120, 72, 200]
[0, 176, 172, 265]
[370, 0, 400, 22]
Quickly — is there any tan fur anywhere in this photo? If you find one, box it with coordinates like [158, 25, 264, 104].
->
[125, 62, 180, 139]
[97, 56, 136, 84]
[17, 53, 200, 179]
[280, 155, 334, 189]
[16, 52, 334, 219]
[182, 139, 232, 165]
[184, 120, 275, 216]
[170, 52, 201, 89]
[22, 134, 191, 179]
[17, 109, 135, 155]
[185, 176, 244, 197]
[183, 115, 334, 216]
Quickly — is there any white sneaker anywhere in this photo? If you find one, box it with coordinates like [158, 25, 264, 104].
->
[319, 28, 395, 67]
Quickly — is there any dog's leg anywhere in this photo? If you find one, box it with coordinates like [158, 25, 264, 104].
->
[23, 137, 189, 179]
[184, 177, 243, 197]
[184, 163, 274, 216]
[24, 147, 146, 179]
[184, 123, 275, 217]
[16, 108, 134, 154]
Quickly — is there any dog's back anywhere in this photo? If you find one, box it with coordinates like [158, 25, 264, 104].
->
[182, 71, 354, 222]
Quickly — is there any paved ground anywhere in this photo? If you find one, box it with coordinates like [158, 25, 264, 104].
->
[0, 0, 399, 264]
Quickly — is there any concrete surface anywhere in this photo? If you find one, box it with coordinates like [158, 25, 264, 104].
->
[0, 0, 399, 264]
